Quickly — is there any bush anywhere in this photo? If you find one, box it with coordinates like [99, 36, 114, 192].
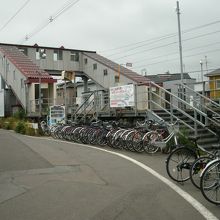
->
[178, 128, 195, 148]
[6, 117, 17, 130]
[25, 127, 36, 136]
[0, 118, 5, 128]
[14, 109, 26, 120]
[15, 121, 26, 134]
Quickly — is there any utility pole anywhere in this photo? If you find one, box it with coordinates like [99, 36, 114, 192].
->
[38, 72, 42, 118]
[205, 55, 208, 74]
[176, 1, 184, 83]
[200, 60, 204, 82]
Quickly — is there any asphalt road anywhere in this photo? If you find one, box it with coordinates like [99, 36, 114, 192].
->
[0, 129, 219, 220]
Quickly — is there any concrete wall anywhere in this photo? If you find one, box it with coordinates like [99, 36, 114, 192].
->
[25, 47, 80, 72]
[0, 52, 27, 109]
[82, 54, 134, 89]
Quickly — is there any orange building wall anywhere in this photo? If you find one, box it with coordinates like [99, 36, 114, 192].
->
[209, 76, 220, 99]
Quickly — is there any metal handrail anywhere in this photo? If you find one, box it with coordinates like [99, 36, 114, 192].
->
[148, 81, 218, 136]
[150, 100, 195, 131]
[181, 83, 220, 117]
[73, 91, 95, 116]
[149, 81, 206, 116]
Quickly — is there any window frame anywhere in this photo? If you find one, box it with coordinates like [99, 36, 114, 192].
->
[115, 75, 119, 83]
[53, 49, 63, 61]
[13, 70, 16, 81]
[18, 47, 28, 56]
[93, 63, 97, 70]
[70, 51, 79, 62]
[103, 69, 108, 76]
[216, 79, 220, 89]
[20, 78, 24, 89]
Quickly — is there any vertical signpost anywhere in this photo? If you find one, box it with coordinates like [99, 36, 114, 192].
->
[61, 71, 75, 122]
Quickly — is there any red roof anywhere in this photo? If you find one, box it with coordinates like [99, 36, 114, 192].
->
[0, 45, 56, 83]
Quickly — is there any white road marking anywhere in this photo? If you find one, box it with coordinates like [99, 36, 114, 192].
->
[27, 135, 219, 220]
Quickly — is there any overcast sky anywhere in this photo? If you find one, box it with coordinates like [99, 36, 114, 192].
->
[0, 0, 220, 80]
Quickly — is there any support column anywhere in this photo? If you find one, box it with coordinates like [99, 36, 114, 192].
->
[53, 83, 57, 105]
[83, 76, 88, 93]
[0, 76, 5, 89]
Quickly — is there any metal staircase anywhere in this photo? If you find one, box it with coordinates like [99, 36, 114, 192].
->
[72, 90, 108, 123]
[148, 81, 220, 147]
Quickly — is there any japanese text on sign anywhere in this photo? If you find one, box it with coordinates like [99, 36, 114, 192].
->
[110, 84, 135, 107]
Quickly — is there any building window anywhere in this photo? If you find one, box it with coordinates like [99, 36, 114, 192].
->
[216, 79, 220, 89]
[115, 75, 119, 83]
[36, 48, 46, 60]
[53, 49, 63, 61]
[84, 58, 87, 64]
[7, 63, 10, 72]
[18, 47, 28, 56]
[93, 63, 97, 70]
[103, 69, 108, 76]
[70, 51, 79, 61]
[21, 79, 24, 88]
[13, 70, 16, 80]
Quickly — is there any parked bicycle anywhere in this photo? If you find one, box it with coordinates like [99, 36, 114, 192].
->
[40, 120, 50, 136]
[166, 123, 220, 184]
[199, 125, 220, 205]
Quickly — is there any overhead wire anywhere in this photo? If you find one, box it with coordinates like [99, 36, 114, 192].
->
[132, 41, 220, 65]
[8, 3, 220, 76]
[19, 0, 82, 44]
[130, 47, 220, 71]
[111, 42, 178, 60]
[0, 0, 31, 32]
[99, 19, 220, 54]
[111, 28, 220, 62]
[72, 25, 220, 77]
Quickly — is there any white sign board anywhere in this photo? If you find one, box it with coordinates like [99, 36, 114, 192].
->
[110, 84, 135, 107]
[49, 105, 65, 126]
[0, 89, 4, 117]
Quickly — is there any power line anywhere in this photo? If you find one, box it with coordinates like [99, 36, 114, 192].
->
[104, 28, 220, 61]
[132, 41, 220, 65]
[99, 19, 220, 54]
[111, 28, 220, 62]
[0, 0, 31, 32]
[111, 42, 178, 60]
[19, 0, 82, 44]
[183, 29, 220, 42]
[106, 35, 177, 57]
[100, 33, 177, 54]
[130, 47, 220, 70]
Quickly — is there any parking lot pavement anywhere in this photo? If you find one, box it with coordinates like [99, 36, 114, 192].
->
[0, 129, 219, 220]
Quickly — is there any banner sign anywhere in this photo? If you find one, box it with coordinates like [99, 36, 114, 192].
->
[110, 84, 135, 107]
[0, 89, 4, 117]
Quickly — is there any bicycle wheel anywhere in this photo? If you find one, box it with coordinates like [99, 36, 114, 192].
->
[125, 131, 136, 152]
[166, 147, 197, 182]
[200, 159, 220, 205]
[142, 131, 160, 154]
[190, 156, 211, 189]
[132, 131, 144, 153]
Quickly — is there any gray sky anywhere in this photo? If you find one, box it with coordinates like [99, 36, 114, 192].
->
[0, 0, 220, 80]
